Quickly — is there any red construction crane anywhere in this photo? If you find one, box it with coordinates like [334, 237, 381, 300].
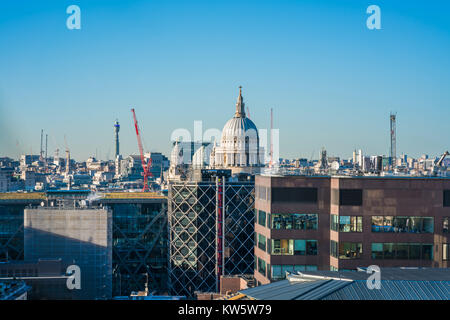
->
[131, 108, 152, 192]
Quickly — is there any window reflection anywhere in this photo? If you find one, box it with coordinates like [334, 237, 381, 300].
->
[371, 216, 434, 233]
[371, 243, 433, 260]
[271, 239, 318, 255]
[271, 214, 318, 230]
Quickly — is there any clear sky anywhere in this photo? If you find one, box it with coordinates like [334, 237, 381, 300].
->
[0, 0, 449, 161]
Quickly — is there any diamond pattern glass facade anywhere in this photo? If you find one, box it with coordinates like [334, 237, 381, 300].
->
[168, 180, 254, 297]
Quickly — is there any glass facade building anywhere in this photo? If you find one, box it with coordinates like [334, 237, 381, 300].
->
[168, 177, 255, 297]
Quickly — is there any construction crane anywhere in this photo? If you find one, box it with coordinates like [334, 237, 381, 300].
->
[436, 151, 449, 167]
[131, 108, 152, 192]
[246, 106, 251, 119]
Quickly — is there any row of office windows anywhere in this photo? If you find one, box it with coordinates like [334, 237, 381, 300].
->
[255, 233, 318, 256]
[330, 241, 437, 260]
[330, 215, 445, 234]
[256, 210, 318, 230]
[259, 211, 448, 234]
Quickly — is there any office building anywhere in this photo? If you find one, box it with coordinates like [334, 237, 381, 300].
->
[254, 175, 450, 285]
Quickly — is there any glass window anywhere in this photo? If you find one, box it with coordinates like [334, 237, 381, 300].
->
[271, 239, 293, 255]
[282, 265, 294, 275]
[258, 234, 266, 252]
[383, 243, 395, 259]
[330, 240, 338, 258]
[372, 216, 383, 232]
[258, 210, 266, 227]
[294, 240, 306, 255]
[306, 265, 318, 271]
[258, 258, 266, 276]
[331, 215, 339, 231]
[422, 244, 433, 260]
[271, 213, 318, 230]
[443, 217, 449, 233]
[339, 242, 362, 259]
[306, 240, 318, 255]
[372, 216, 434, 233]
[371, 243, 383, 259]
[339, 216, 362, 232]
[372, 243, 434, 260]
[271, 265, 283, 279]
[444, 244, 449, 261]
[396, 243, 409, 259]
[409, 244, 421, 260]
[293, 265, 306, 272]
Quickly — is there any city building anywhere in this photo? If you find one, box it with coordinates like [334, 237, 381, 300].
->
[24, 204, 113, 299]
[254, 175, 450, 285]
[0, 190, 169, 298]
[168, 169, 255, 297]
[94, 192, 169, 297]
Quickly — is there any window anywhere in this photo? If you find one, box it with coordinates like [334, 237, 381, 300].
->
[257, 258, 266, 276]
[339, 189, 363, 206]
[293, 240, 318, 256]
[371, 216, 434, 233]
[330, 240, 338, 258]
[272, 187, 317, 203]
[443, 244, 449, 261]
[271, 239, 293, 255]
[371, 243, 434, 260]
[339, 216, 362, 232]
[444, 190, 450, 207]
[331, 215, 339, 231]
[258, 234, 266, 252]
[271, 265, 318, 280]
[444, 217, 449, 233]
[257, 210, 266, 227]
[271, 265, 282, 279]
[338, 242, 363, 259]
[271, 213, 318, 230]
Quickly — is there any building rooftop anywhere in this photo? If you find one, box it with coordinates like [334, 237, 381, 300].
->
[237, 268, 450, 300]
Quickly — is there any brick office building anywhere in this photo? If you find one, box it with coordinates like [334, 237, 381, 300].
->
[254, 175, 450, 285]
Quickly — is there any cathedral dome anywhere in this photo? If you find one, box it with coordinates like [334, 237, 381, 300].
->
[220, 86, 259, 144]
[211, 86, 264, 172]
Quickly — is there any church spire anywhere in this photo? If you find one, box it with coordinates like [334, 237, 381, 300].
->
[235, 86, 246, 117]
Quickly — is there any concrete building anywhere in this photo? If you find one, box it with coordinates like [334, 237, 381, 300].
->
[24, 206, 113, 299]
[0, 190, 169, 298]
[254, 175, 450, 285]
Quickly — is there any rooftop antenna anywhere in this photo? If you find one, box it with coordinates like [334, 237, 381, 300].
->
[40, 129, 44, 161]
[270, 108, 273, 168]
[390, 112, 397, 170]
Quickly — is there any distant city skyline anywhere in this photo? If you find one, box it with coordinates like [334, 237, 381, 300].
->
[1, 1, 449, 161]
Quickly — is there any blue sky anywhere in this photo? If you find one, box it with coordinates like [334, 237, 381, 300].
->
[0, 0, 449, 161]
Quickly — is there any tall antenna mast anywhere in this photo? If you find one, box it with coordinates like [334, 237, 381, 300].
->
[270, 108, 273, 168]
[40, 129, 44, 161]
[390, 113, 396, 170]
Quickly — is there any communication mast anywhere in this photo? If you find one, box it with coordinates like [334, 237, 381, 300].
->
[131, 108, 152, 192]
[390, 113, 396, 170]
